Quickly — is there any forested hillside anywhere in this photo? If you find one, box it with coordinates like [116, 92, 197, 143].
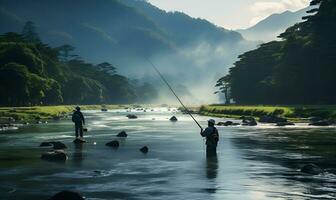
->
[217, 0, 336, 105]
[0, 26, 157, 106]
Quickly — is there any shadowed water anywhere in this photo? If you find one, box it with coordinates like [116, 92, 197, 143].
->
[0, 109, 335, 200]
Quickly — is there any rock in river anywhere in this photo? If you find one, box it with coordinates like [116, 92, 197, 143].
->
[106, 140, 119, 148]
[48, 190, 84, 200]
[169, 116, 178, 122]
[242, 117, 257, 126]
[301, 164, 323, 175]
[127, 114, 138, 119]
[41, 150, 68, 162]
[259, 115, 287, 123]
[309, 120, 332, 126]
[276, 122, 295, 126]
[50, 141, 67, 150]
[217, 121, 240, 126]
[140, 146, 149, 154]
[39, 142, 53, 147]
[116, 130, 128, 137]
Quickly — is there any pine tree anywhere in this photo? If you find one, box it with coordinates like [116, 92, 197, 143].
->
[22, 21, 41, 43]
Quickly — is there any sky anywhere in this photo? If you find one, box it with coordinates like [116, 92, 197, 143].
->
[147, 0, 310, 30]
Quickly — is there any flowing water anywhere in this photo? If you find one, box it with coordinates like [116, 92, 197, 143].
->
[0, 109, 336, 200]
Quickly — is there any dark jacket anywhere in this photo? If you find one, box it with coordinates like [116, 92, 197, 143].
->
[72, 110, 85, 125]
[201, 126, 219, 147]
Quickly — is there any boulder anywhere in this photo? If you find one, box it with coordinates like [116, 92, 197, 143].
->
[308, 116, 323, 122]
[73, 138, 86, 144]
[101, 108, 108, 112]
[106, 140, 119, 148]
[169, 116, 178, 122]
[83, 128, 88, 132]
[217, 121, 240, 126]
[116, 131, 127, 138]
[309, 120, 332, 126]
[50, 142, 67, 150]
[39, 142, 53, 147]
[242, 117, 257, 126]
[301, 164, 323, 175]
[140, 146, 149, 154]
[276, 122, 295, 126]
[259, 115, 287, 123]
[126, 114, 138, 119]
[41, 150, 67, 162]
[48, 190, 84, 200]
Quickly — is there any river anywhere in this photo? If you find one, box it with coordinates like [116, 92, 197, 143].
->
[0, 108, 335, 200]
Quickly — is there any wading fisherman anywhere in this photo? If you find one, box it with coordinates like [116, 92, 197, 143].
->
[72, 106, 85, 138]
[200, 119, 219, 157]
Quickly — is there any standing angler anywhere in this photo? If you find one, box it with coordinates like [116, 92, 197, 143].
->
[72, 106, 85, 139]
[200, 119, 219, 157]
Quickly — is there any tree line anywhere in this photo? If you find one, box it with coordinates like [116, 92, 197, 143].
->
[216, 0, 336, 105]
[0, 22, 158, 106]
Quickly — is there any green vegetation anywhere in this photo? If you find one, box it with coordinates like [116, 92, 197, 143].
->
[0, 22, 158, 106]
[0, 105, 130, 122]
[216, 0, 336, 105]
[200, 105, 336, 121]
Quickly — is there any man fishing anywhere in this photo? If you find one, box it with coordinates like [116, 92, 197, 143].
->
[200, 119, 219, 157]
[72, 106, 85, 139]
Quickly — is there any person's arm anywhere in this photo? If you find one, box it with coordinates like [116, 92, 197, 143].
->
[200, 127, 212, 137]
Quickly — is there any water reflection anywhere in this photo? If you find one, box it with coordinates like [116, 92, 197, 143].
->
[206, 155, 218, 180]
[72, 143, 84, 165]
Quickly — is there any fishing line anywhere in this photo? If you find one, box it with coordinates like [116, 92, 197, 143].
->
[146, 58, 203, 130]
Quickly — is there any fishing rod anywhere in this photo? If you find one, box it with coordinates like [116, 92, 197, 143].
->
[146, 59, 203, 130]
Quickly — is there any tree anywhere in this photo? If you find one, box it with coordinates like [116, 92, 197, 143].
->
[215, 75, 231, 104]
[22, 21, 41, 43]
[97, 62, 117, 75]
[57, 44, 77, 62]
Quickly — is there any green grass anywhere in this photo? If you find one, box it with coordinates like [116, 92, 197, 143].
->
[199, 105, 336, 121]
[0, 104, 137, 122]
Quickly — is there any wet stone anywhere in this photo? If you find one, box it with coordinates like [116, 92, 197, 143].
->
[106, 140, 119, 148]
[169, 116, 178, 122]
[41, 150, 68, 162]
[48, 190, 84, 200]
[116, 130, 127, 137]
[140, 146, 149, 154]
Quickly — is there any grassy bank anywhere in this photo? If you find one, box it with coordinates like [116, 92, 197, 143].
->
[199, 105, 336, 121]
[0, 105, 129, 123]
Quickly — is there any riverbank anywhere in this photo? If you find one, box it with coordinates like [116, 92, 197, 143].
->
[0, 105, 131, 124]
[199, 105, 336, 122]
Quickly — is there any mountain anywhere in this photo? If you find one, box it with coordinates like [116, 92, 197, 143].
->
[0, 0, 256, 103]
[237, 7, 310, 42]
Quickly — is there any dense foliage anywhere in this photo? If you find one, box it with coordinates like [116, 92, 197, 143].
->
[0, 29, 157, 106]
[217, 0, 336, 105]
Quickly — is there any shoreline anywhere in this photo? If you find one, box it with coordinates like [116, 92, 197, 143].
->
[199, 105, 336, 123]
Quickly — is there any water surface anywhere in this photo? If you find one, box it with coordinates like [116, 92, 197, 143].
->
[0, 109, 335, 200]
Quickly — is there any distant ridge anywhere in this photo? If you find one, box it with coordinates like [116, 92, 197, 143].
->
[237, 7, 310, 42]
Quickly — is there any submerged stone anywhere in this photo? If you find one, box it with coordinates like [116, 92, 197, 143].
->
[83, 128, 88, 132]
[301, 164, 323, 175]
[48, 190, 84, 200]
[106, 140, 119, 148]
[140, 146, 149, 154]
[41, 150, 67, 162]
[116, 130, 127, 137]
